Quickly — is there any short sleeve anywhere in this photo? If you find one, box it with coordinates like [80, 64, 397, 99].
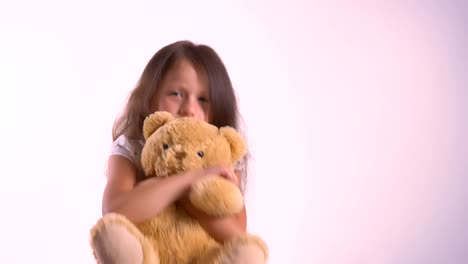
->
[234, 158, 246, 172]
[234, 158, 247, 194]
[109, 135, 143, 169]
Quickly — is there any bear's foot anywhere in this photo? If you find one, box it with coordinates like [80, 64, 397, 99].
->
[90, 213, 159, 264]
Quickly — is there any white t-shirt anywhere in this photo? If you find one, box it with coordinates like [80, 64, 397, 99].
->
[110, 135, 146, 181]
[109, 135, 246, 186]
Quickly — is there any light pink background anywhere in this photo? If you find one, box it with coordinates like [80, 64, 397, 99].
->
[0, 1, 466, 263]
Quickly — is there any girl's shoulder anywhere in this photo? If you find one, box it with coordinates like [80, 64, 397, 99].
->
[234, 158, 246, 172]
[110, 134, 144, 168]
[234, 156, 248, 194]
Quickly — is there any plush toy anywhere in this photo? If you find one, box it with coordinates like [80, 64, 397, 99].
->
[90, 111, 268, 264]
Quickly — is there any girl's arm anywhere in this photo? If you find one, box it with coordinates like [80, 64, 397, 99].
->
[179, 170, 247, 243]
[102, 155, 196, 224]
[182, 203, 247, 243]
[102, 155, 235, 224]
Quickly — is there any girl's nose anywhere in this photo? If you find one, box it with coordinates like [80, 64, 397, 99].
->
[179, 98, 197, 117]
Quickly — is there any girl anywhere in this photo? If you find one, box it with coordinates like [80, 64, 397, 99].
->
[91, 40, 265, 263]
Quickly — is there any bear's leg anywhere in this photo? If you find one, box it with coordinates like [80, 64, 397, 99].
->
[196, 235, 268, 264]
[90, 213, 159, 264]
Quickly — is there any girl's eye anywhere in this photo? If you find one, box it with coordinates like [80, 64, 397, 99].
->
[169, 90, 182, 97]
[198, 96, 209, 103]
[197, 151, 204, 158]
[163, 144, 169, 150]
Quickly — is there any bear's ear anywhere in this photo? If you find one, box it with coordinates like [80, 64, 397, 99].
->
[143, 111, 175, 140]
[219, 127, 247, 163]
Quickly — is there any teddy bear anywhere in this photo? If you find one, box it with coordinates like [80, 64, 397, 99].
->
[89, 111, 268, 264]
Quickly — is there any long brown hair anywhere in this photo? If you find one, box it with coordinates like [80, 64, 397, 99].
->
[112, 40, 249, 189]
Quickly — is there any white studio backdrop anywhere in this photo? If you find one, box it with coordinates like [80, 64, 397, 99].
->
[0, 1, 466, 263]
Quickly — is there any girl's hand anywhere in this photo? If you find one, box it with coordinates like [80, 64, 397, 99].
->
[192, 166, 239, 187]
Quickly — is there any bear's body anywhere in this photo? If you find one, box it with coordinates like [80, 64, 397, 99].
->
[136, 205, 218, 264]
[90, 111, 268, 264]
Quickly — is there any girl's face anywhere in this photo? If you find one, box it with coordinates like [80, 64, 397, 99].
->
[152, 59, 211, 122]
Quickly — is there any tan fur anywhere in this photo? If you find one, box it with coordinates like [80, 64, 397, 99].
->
[189, 177, 244, 216]
[90, 213, 158, 264]
[90, 111, 268, 263]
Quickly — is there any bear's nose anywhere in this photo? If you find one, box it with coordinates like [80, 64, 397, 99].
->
[175, 151, 186, 160]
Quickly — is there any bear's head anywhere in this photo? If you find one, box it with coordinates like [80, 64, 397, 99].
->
[141, 111, 246, 178]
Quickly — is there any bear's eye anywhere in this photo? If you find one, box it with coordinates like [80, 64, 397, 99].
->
[163, 144, 169, 150]
[197, 151, 204, 158]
